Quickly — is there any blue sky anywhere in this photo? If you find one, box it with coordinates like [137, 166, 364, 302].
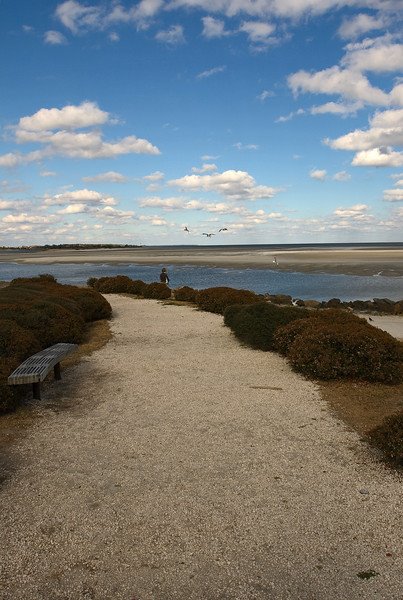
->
[1, 0, 402, 246]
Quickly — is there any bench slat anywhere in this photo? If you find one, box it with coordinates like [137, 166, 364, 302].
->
[8, 343, 77, 385]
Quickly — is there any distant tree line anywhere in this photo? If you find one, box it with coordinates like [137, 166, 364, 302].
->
[0, 244, 142, 250]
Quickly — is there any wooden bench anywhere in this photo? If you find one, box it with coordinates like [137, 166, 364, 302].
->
[8, 343, 77, 400]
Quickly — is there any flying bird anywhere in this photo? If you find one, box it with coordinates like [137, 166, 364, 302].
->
[218, 228, 228, 232]
[183, 226, 190, 232]
[202, 233, 215, 238]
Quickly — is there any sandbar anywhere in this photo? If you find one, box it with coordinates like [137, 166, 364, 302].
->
[1, 245, 403, 276]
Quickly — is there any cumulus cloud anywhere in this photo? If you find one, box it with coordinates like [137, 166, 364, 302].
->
[139, 196, 202, 210]
[239, 21, 275, 44]
[383, 188, 403, 201]
[342, 41, 403, 74]
[83, 171, 128, 183]
[191, 163, 217, 173]
[44, 30, 67, 44]
[0, 200, 30, 211]
[139, 214, 169, 226]
[310, 101, 363, 116]
[289, 66, 390, 106]
[202, 16, 229, 38]
[326, 108, 403, 166]
[338, 13, 386, 40]
[333, 203, 368, 217]
[169, 169, 279, 201]
[310, 168, 327, 180]
[233, 142, 259, 150]
[0, 102, 160, 166]
[1, 212, 58, 224]
[352, 148, 403, 167]
[155, 25, 185, 44]
[142, 171, 165, 181]
[275, 108, 305, 123]
[43, 188, 118, 206]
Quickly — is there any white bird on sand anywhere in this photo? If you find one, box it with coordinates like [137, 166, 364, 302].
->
[203, 233, 215, 238]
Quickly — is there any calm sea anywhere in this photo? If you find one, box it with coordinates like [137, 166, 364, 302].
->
[0, 259, 402, 302]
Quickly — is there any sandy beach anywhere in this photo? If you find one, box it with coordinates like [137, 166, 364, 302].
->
[1, 245, 403, 276]
[1, 295, 402, 599]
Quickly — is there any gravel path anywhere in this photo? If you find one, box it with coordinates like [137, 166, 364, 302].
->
[0, 296, 402, 600]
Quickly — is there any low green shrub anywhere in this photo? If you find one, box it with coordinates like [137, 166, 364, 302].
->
[142, 282, 172, 300]
[224, 301, 309, 350]
[196, 287, 260, 315]
[129, 279, 147, 296]
[174, 286, 198, 303]
[288, 322, 402, 383]
[87, 275, 146, 296]
[0, 319, 41, 359]
[368, 413, 403, 466]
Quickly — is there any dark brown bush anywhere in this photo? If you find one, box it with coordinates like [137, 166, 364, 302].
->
[196, 287, 260, 315]
[224, 301, 309, 351]
[368, 413, 403, 467]
[0, 319, 41, 360]
[129, 279, 147, 296]
[288, 322, 402, 383]
[174, 286, 198, 303]
[92, 275, 134, 293]
[142, 282, 172, 300]
[274, 309, 372, 356]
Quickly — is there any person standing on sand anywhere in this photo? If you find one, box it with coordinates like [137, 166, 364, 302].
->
[159, 267, 170, 284]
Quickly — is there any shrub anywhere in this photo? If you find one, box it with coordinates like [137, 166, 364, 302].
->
[174, 286, 198, 303]
[87, 277, 98, 288]
[129, 279, 147, 296]
[224, 301, 309, 351]
[0, 319, 41, 359]
[196, 287, 261, 315]
[368, 413, 403, 466]
[142, 282, 172, 300]
[274, 309, 371, 356]
[92, 275, 134, 294]
[288, 322, 403, 383]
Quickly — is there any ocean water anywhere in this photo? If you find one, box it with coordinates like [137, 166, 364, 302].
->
[0, 261, 402, 302]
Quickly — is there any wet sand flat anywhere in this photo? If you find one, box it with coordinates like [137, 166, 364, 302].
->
[1, 246, 403, 276]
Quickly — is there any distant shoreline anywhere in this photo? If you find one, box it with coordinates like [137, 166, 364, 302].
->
[1, 246, 402, 277]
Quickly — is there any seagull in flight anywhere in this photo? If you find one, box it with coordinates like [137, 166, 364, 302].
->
[183, 226, 190, 233]
[219, 228, 228, 232]
[202, 233, 215, 237]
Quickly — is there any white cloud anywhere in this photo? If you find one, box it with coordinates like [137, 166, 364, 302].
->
[155, 25, 185, 44]
[289, 66, 390, 106]
[43, 188, 118, 206]
[239, 21, 275, 44]
[0, 102, 160, 165]
[233, 142, 259, 150]
[40, 170, 57, 177]
[310, 168, 327, 180]
[139, 196, 201, 210]
[257, 90, 273, 102]
[44, 30, 67, 45]
[58, 203, 89, 214]
[342, 42, 403, 74]
[192, 163, 217, 173]
[202, 16, 229, 38]
[334, 204, 368, 217]
[275, 108, 305, 123]
[383, 188, 403, 201]
[17, 101, 108, 132]
[352, 148, 403, 167]
[333, 170, 351, 181]
[0, 200, 30, 211]
[2, 212, 58, 224]
[142, 171, 165, 181]
[55, 0, 103, 34]
[169, 169, 279, 200]
[310, 101, 363, 116]
[338, 13, 386, 40]
[83, 171, 128, 183]
[197, 66, 226, 79]
[139, 214, 169, 225]
[108, 32, 120, 42]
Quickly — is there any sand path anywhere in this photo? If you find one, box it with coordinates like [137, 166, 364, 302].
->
[0, 296, 402, 600]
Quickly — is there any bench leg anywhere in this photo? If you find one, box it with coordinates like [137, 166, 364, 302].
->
[32, 382, 41, 400]
[54, 362, 61, 380]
